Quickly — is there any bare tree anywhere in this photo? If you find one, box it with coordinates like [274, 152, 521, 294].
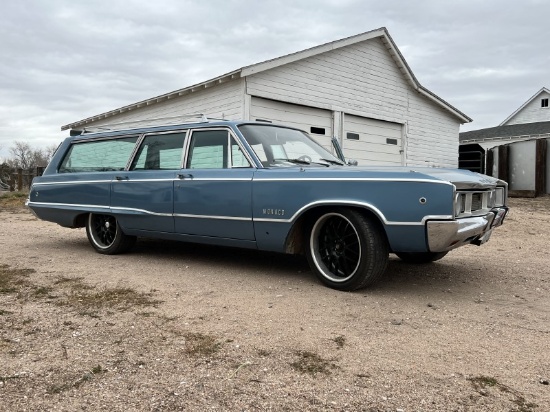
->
[8, 141, 52, 170]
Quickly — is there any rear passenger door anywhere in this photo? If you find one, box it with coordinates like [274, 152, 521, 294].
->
[173, 128, 255, 240]
[110, 131, 187, 233]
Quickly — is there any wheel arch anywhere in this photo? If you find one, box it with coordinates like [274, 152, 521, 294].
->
[283, 202, 389, 254]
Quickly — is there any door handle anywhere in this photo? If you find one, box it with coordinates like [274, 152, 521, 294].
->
[115, 175, 129, 181]
[177, 173, 194, 180]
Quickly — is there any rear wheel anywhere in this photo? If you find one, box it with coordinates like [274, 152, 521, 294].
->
[395, 251, 448, 264]
[86, 213, 136, 255]
[306, 209, 388, 291]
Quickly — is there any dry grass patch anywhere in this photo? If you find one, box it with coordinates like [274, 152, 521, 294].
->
[0, 264, 35, 293]
[290, 350, 338, 376]
[468, 375, 538, 412]
[184, 332, 223, 356]
[0, 191, 28, 211]
[1, 267, 161, 316]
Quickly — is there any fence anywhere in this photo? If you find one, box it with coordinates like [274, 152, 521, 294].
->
[1, 167, 45, 192]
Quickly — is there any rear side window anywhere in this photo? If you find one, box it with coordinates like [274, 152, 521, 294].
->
[59, 137, 139, 173]
[131, 132, 186, 170]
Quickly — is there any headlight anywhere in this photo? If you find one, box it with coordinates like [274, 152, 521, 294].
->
[494, 187, 505, 207]
[453, 193, 463, 217]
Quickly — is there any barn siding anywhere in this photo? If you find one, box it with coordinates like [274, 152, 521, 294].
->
[79, 79, 244, 129]
[246, 38, 460, 167]
[503, 90, 550, 126]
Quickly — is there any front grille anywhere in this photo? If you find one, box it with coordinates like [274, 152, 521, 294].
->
[471, 193, 483, 211]
[455, 190, 495, 218]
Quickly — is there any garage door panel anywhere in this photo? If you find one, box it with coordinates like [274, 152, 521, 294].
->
[250, 97, 333, 150]
[343, 114, 403, 166]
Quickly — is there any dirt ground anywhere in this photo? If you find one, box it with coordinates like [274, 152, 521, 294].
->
[1, 194, 549, 411]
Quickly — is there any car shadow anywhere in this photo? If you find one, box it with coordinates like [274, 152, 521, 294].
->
[130, 239, 477, 293]
[57, 237, 480, 294]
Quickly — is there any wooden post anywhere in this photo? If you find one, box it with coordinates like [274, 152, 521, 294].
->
[497, 145, 509, 183]
[535, 139, 547, 197]
[36, 166, 45, 177]
[17, 168, 23, 191]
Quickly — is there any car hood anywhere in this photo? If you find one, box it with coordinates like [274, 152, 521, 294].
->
[262, 165, 505, 190]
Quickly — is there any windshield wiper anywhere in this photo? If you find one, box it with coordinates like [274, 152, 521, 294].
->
[273, 158, 330, 167]
[319, 158, 345, 166]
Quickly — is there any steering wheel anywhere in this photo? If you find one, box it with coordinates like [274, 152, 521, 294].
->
[297, 155, 312, 163]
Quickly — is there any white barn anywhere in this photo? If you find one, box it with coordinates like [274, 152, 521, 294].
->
[62, 27, 471, 167]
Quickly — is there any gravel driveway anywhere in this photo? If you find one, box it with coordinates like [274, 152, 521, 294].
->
[1, 196, 549, 411]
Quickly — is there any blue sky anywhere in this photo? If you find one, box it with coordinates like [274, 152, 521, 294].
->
[1, 0, 548, 160]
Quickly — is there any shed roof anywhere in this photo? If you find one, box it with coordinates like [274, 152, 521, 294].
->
[62, 27, 471, 131]
[459, 120, 550, 143]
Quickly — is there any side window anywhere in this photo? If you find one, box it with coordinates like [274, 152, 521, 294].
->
[59, 136, 139, 173]
[131, 132, 186, 170]
[231, 138, 251, 168]
[187, 130, 251, 169]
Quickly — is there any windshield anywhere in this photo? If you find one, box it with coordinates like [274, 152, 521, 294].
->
[238, 124, 344, 167]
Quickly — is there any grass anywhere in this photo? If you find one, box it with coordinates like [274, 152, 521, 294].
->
[468, 375, 538, 412]
[47, 365, 106, 394]
[290, 351, 338, 376]
[0, 264, 35, 293]
[184, 332, 223, 356]
[332, 335, 346, 349]
[0, 191, 28, 209]
[1, 266, 161, 315]
[60, 286, 161, 312]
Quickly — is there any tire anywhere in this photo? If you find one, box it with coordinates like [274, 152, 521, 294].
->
[306, 209, 388, 291]
[86, 213, 136, 255]
[395, 251, 448, 264]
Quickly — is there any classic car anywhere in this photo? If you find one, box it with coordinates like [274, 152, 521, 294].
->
[27, 118, 508, 291]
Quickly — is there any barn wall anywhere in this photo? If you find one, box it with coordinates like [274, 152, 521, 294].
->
[503, 90, 550, 126]
[246, 38, 461, 167]
[509, 141, 537, 191]
[77, 79, 245, 129]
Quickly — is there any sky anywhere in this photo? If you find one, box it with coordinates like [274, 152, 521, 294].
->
[1, 0, 548, 161]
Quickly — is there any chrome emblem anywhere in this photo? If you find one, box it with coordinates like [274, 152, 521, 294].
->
[262, 208, 285, 216]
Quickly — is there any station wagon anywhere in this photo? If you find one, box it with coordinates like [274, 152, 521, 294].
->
[27, 117, 509, 291]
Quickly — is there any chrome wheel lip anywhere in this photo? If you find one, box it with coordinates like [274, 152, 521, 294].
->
[310, 213, 361, 283]
[88, 213, 117, 250]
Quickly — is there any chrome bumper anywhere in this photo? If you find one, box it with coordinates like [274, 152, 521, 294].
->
[427, 207, 508, 252]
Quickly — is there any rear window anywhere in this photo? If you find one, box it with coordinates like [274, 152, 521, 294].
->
[59, 136, 139, 173]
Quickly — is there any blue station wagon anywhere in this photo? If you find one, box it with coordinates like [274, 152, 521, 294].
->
[27, 118, 509, 291]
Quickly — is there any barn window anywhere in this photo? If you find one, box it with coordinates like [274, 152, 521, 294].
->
[386, 138, 398, 145]
[542, 98, 549, 108]
[310, 127, 326, 135]
[346, 132, 359, 140]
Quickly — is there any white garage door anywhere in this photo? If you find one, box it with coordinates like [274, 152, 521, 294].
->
[250, 97, 333, 149]
[343, 114, 403, 166]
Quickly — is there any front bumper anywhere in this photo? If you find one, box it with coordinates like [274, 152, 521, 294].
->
[427, 206, 508, 252]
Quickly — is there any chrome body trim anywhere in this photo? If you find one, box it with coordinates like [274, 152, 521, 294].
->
[173, 213, 252, 221]
[254, 177, 453, 185]
[27, 201, 110, 210]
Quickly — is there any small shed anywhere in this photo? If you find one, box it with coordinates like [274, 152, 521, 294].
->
[459, 88, 550, 196]
[63, 27, 471, 167]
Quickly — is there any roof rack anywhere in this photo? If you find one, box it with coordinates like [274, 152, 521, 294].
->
[80, 113, 227, 133]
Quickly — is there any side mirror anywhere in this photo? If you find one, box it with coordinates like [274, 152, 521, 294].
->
[331, 136, 358, 166]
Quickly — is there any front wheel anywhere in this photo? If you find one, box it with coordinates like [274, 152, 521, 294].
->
[395, 251, 448, 264]
[306, 209, 388, 291]
[86, 213, 136, 255]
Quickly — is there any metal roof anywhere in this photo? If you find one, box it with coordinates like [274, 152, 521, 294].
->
[459, 120, 550, 143]
[62, 27, 471, 131]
